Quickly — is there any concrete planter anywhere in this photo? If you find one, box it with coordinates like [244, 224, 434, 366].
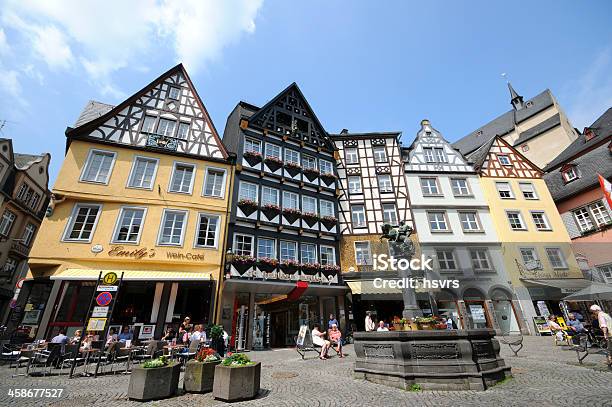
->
[184, 360, 221, 393]
[213, 362, 261, 402]
[128, 363, 181, 401]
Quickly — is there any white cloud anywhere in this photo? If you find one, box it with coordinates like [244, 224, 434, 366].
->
[0, 28, 10, 55]
[564, 48, 612, 129]
[0, 68, 27, 107]
[0, 0, 263, 102]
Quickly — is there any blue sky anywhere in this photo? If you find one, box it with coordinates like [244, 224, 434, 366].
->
[1, 0, 611, 182]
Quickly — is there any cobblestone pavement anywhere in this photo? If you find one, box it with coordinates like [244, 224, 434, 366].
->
[1, 336, 610, 407]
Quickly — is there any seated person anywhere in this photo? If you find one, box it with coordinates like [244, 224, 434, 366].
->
[312, 324, 331, 360]
[106, 328, 118, 347]
[328, 324, 344, 358]
[190, 325, 207, 343]
[51, 329, 69, 344]
[567, 313, 587, 344]
[377, 320, 389, 332]
[118, 326, 133, 342]
[162, 328, 176, 342]
[71, 329, 82, 344]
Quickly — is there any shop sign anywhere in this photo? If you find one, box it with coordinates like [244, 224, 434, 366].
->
[469, 304, 486, 323]
[87, 317, 107, 331]
[97, 285, 118, 292]
[92, 306, 109, 318]
[107, 245, 207, 262]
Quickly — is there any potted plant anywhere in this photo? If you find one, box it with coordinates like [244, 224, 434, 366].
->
[264, 155, 283, 172]
[128, 355, 180, 401]
[320, 215, 338, 230]
[284, 161, 301, 177]
[208, 324, 226, 356]
[184, 348, 221, 393]
[302, 212, 319, 227]
[303, 167, 320, 182]
[282, 207, 301, 224]
[261, 203, 280, 220]
[415, 316, 437, 330]
[232, 255, 256, 274]
[320, 264, 340, 278]
[280, 259, 299, 273]
[257, 257, 278, 272]
[243, 150, 262, 166]
[320, 172, 337, 186]
[213, 353, 261, 402]
[301, 262, 320, 275]
[237, 199, 258, 216]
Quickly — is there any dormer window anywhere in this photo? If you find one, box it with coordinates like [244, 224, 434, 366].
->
[562, 166, 578, 183]
[497, 154, 511, 166]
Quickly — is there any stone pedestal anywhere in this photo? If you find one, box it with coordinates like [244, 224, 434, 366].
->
[353, 329, 511, 391]
[213, 362, 261, 402]
[128, 363, 181, 401]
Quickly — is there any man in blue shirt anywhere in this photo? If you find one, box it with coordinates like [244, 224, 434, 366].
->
[328, 314, 338, 330]
[118, 326, 133, 342]
[51, 329, 69, 344]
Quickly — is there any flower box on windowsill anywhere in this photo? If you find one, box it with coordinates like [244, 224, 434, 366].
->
[301, 263, 321, 275]
[237, 199, 258, 216]
[264, 157, 283, 172]
[320, 264, 340, 277]
[320, 216, 338, 230]
[282, 208, 301, 224]
[261, 204, 280, 220]
[284, 162, 302, 177]
[280, 259, 300, 273]
[243, 151, 262, 166]
[302, 212, 319, 227]
[232, 256, 256, 273]
[320, 172, 337, 186]
[257, 257, 278, 272]
[303, 168, 320, 182]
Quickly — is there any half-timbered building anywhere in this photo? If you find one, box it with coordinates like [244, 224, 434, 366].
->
[27, 64, 234, 340]
[468, 135, 584, 334]
[220, 83, 344, 349]
[330, 130, 415, 328]
[403, 120, 525, 333]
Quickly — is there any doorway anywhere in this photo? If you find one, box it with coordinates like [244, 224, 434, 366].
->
[270, 311, 287, 347]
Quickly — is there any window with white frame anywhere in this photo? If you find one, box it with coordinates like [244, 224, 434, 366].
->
[280, 241, 297, 261]
[597, 264, 612, 283]
[546, 248, 567, 269]
[354, 242, 372, 265]
[142, 115, 156, 133]
[436, 249, 457, 271]
[434, 148, 447, 163]
[451, 178, 471, 196]
[427, 211, 449, 232]
[497, 154, 511, 166]
[128, 156, 158, 189]
[169, 163, 195, 193]
[320, 246, 336, 265]
[377, 175, 393, 193]
[351, 205, 366, 227]
[420, 177, 440, 196]
[300, 243, 317, 264]
[345, 148, 359, 164]
[0, 210, 16, 237]
[519, 182, 538, 200]
[373, 147, 387, 163]
[203, 168, 226, 197]
[470, 248, 492, 271]
[507, 211, 526, 230]
[319, 159, 333, 175]
[302, 155, 317, 170]
[459, 211, 481, 232]
[157, 118, 176, 137]
[177, 122, 190, 140]
[233, 234, 254, 256]
[282, 191, 299, 210]
[284, 149, 300, 165]
[168, 86, 180, 100]
[64, 204, 101, 241]
[590, 201, 612, 226]
[382, 203, 398, 225]
[562, 166, 578, 182]
[81, 150, 116, 184]
[257, 237, 276, 259]
[348, 176, 362, 194]
[496, 182, 514, 199]
[519, 247, 540, 267]
[29, 193, 41, 210]
[265, 143, 281, 159]
[320, 200, 334, 218]
[423, 147, 435, 163]
[531, 211, 551, 231]
[573, 201, 611, 232]
[195, 214, 219, 247]
[22, 223, 36, 246]
[261, 186, 279, 206]
[238, 181, 258, 202]
[113, 207, 145, 243]
[244, 138, 261, 154]
[158, 210, 187, 246]
[302, 196, 317, 214]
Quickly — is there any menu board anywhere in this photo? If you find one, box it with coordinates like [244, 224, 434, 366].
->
[533, 316, 551, 335]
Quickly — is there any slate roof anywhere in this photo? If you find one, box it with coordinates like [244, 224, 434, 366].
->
[452, 89, 555, 156]
[544, 108, 612, 171]
[14, 153, 45, 169]
[328, 131, 401, 138]
[543, 143, 612, 202]
[74, 100, 115, 127]
[465, 136, 496, 169]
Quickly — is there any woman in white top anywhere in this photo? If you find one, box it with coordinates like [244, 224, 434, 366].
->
[377, 320, 389, 332]
[311, 324, 331, 360]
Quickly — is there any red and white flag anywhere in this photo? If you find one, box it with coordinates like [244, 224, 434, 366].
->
[599, 174, 612, 208]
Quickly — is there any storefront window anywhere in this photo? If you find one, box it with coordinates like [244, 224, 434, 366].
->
[173, 282, 213, 325]
[463, 288, 490, 329]
[112, 281, 156, 325]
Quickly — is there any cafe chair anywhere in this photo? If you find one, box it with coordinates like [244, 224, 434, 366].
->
[29, 343, 62, 376]
[58, 344, 86, 375]
[176, 340, 200, 365]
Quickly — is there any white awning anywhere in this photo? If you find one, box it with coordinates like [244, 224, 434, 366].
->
[50, 268, 213, 281]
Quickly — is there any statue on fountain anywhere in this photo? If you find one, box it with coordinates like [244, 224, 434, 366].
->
[381, 221, 415, 259]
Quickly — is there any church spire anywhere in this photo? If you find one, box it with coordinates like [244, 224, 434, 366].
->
[507, 82, 524, 110]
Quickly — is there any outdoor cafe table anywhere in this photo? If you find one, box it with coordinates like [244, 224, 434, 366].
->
[79, 348, 99, 377]
[122, 345, 146, 374]
[163, 344, 185, 360]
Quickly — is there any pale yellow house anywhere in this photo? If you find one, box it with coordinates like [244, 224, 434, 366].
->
[468, 136, 583, 334]
[27, 64, 235, 340]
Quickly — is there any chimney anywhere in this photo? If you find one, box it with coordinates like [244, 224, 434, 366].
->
[340, 129, 349, 135]
[583, 127, 596, 142]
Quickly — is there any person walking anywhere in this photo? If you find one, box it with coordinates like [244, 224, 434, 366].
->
[365, 311, 375, 332]
[590, 305, 612, 366]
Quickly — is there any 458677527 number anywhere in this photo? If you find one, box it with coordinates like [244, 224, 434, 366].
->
[8, 388, 64, 398]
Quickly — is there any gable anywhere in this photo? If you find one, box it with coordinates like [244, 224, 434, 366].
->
[478, 137, 542, 178]
[68, 64, 227, 160]
[248, 83, 334, 151]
